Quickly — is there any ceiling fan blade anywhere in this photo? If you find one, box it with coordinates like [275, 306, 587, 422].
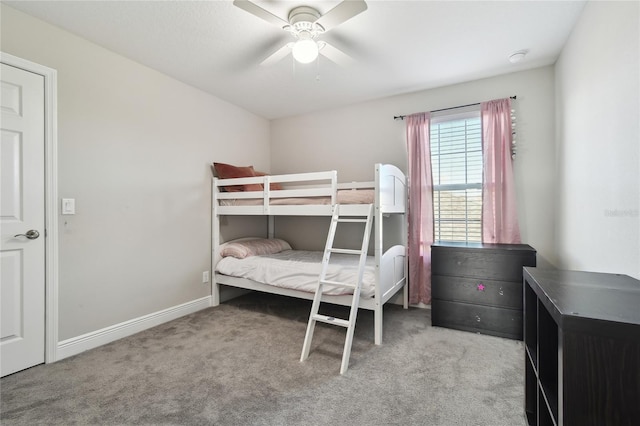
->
[233, 0, 289, 29]
[260, 44, 292, 66]
[315, 0, 367, 32]
[319, 42, 355, 67]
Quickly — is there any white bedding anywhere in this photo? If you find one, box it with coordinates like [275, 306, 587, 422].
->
[215, 250, 376, 297]
[219, 189, 374, 206]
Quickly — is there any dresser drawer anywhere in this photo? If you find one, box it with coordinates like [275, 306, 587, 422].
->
[432, 246, 536, 282]
[432, 299, 523, 340]
[432, 274, 523, 310]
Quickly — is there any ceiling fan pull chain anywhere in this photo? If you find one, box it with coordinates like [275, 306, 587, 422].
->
[316, 55, 321, 82]
[292, 55, 296, 79]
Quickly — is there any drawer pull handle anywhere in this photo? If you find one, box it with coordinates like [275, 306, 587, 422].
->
[477, 283, 485, 291]
[475, 315, 481, 322]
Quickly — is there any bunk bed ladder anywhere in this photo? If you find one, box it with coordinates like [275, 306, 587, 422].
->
[300, 203, 374, 375]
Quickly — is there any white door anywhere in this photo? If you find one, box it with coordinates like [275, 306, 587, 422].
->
[1, 63, 46, 377]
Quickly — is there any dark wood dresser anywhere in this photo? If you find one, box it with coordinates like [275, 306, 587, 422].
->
[523, 268, 640, 425]
[431, 242, 536, 340]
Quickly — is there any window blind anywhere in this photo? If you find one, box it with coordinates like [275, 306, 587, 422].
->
[430, 110, 482, 243]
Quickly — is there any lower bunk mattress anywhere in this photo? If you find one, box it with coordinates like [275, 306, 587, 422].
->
[215, 250, 376, 298]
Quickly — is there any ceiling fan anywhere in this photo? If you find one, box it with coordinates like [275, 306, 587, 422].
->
[233, 0, 367, 66]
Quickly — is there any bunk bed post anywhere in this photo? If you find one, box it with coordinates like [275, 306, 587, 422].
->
[330, 171, 337, 205]
[373, 212, 383, 344]
[211, 178, 220, 306]
[268, 216, 275, 239]
[374, 164, 383, 345]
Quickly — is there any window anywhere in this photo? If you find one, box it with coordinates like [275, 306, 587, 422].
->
[430, 108, 482, 243]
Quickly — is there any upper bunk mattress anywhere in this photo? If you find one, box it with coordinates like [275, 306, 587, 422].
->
[215, 250, 376, 297]
[219, 189, 374, 206]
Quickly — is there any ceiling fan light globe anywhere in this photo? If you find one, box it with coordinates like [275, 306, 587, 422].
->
[292, 39, 319, 64]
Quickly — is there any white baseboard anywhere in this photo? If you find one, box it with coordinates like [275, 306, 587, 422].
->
[56, 296, 212, 361]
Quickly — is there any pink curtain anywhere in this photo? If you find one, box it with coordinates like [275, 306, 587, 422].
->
[406, 112, 434, 304]
[481, 99, 521, 244]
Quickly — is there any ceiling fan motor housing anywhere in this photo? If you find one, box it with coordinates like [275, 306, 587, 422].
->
[287, 6, 325, 37]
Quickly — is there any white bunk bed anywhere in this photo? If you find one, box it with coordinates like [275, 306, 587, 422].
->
[211, 163, 408, 345]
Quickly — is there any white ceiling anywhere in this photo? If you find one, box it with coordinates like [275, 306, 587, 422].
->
[4, 0, 586, 119]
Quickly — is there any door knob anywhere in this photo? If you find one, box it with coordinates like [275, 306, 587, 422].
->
[14, 229, 40, 240]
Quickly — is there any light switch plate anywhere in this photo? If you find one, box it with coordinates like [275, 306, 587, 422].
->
[62, 198, 75, 215]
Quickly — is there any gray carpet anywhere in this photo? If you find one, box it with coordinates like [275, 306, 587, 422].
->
[1, 293, 526, 425]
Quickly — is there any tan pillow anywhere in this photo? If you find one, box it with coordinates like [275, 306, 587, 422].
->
[254, 170, 284, 191]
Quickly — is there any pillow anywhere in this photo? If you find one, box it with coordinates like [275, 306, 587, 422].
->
[220, 238, 292, 259]
[254, 171, 284, 191]
[212, 162, 262, 192]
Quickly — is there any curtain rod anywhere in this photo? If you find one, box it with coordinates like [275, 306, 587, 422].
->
[393, 95, 517, 120]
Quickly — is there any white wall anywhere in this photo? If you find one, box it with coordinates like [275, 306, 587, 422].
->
[1, 5, 270, 340]
[555, 1, 639, 279]
[271, 67, 557, 266]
